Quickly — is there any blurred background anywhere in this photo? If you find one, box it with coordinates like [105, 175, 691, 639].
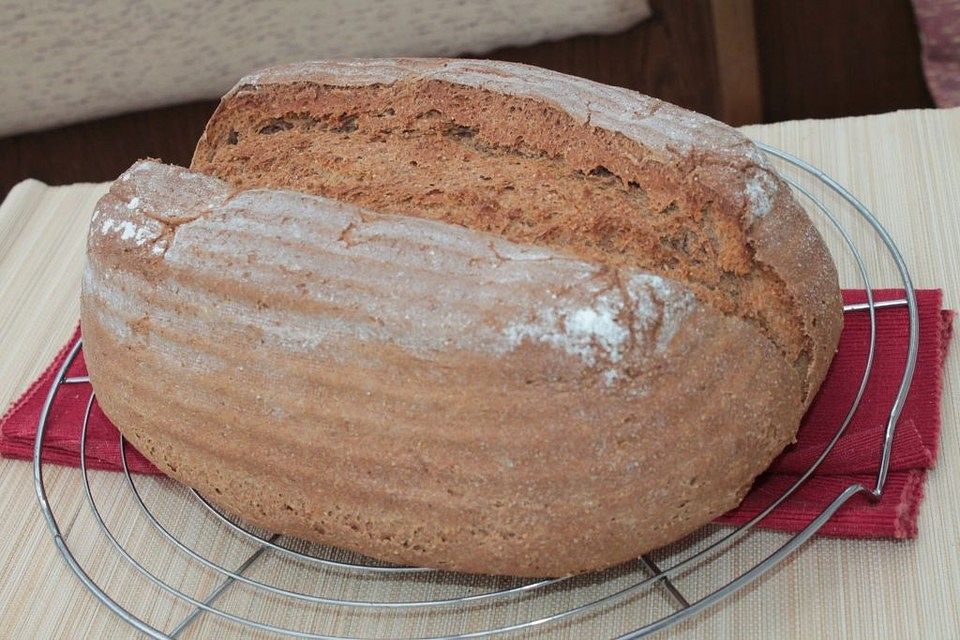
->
[0, 0, 954, 198]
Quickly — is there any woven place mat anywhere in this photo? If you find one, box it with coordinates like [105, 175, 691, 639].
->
[0, 109, 958, 638]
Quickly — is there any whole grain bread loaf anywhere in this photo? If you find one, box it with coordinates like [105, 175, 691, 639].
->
[81, 59, 843, 577]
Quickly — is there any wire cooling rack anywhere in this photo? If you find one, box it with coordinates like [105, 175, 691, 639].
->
[33, 143, 919, 639]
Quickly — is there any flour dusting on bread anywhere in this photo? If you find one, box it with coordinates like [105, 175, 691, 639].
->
[504, 288, 629, 367]
[98, 216, 161, 246]
[626, 273, 697, 352]
[503, 273, 696, 372]
[744, 170, 777, 220]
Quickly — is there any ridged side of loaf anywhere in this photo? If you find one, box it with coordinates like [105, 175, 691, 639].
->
[82, 160, 803, 576]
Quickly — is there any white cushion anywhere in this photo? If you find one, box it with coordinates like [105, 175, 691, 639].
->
[0, 0, 650, 136]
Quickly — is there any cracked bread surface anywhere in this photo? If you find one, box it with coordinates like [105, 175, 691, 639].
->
[193, 58, 843, 402]
[82, 59, 843, 577]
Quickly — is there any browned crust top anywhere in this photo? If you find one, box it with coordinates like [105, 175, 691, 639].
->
[196, 58, 843, 400]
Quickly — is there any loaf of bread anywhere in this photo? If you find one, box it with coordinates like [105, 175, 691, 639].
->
[81, 59, 843, 577]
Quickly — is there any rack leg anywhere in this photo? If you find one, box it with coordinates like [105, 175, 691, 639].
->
[639, 555, 690, 610]
[168, 536, 279, 638]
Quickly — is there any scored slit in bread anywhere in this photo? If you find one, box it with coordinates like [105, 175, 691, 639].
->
[193, 59, 842, 402]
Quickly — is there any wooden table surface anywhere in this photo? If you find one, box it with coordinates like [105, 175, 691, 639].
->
[1, 108, 958, 638]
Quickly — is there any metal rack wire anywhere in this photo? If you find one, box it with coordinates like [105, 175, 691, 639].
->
[33, 143, 919, 639]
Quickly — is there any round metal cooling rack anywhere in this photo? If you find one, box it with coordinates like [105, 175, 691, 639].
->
[34, 142, 919, 639]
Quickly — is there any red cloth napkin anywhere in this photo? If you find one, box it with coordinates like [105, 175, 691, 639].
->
[717, 289, 953, 538]
[1, 290, 952, 539]
[0, 331, 159, 475]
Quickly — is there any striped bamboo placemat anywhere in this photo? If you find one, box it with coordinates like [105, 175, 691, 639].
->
[1, 108, 958, 638]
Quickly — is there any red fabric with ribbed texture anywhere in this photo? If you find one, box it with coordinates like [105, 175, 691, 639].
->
[716, 289, 953, 537]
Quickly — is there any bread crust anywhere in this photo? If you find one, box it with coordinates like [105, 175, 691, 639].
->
[83, 60, 843, 576]
[195, 58, 843, 401]
[83, 161, 803, 576]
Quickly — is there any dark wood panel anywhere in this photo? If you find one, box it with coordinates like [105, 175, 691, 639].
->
[709, 0, 763, 125]
[755, 0, 933, 122]
[484, 0, 723, 117]
[0, 100, 218, 198]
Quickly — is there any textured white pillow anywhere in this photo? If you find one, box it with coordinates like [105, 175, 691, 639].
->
[0, 0, 650, 136]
